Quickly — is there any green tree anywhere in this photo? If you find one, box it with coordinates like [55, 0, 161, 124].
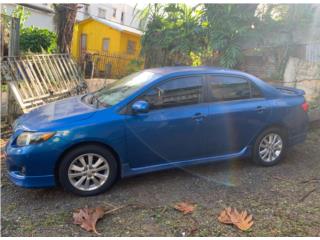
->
[140, 4, 205, 68]
[204, 4, 259, 68]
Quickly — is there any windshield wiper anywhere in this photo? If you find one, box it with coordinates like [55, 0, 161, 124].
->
[82, 93, 103, 107]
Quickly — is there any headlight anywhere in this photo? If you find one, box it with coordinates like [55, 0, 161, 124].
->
[16, 132, 55, 147]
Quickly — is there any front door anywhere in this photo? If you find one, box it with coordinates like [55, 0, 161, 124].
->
[125, 75, 209, 168]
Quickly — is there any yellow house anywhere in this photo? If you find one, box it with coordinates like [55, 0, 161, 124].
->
[71, 17, 143, 77]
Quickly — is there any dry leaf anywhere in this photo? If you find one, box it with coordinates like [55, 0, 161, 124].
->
[174, 202, 196, 214]
[73, 207, 105, 235]
[218, 207, 254, 231]
[218, 207, 233, 224]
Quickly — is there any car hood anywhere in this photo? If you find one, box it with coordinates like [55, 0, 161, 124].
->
[14, 96, 97, 131]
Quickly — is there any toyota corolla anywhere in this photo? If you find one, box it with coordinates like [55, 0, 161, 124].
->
[5, 67, 309, 196]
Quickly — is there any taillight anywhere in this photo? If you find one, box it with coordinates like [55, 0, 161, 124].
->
[301, 102, 309, 112]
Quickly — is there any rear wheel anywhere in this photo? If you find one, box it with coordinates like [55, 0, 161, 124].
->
[253, 128, 286, 166]
[58, 145, 118, 196]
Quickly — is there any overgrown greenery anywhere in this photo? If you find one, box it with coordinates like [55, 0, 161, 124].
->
[140, 4, 206, 68]
[140, 4, 316, 71]
[204, 4, 259, 68]
[20, 27, 57, 53]
[126, 58, 145, 75]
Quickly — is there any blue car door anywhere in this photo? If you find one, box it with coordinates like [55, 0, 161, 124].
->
[124, 75, 209, 168]
[205, 75, 272, 157]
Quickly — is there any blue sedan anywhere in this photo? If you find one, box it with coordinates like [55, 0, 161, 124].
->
[5, 67, 309, 196]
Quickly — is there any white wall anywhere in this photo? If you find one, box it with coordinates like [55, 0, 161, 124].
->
[76, 4, 141, 29]
[1, 4, 55, 32]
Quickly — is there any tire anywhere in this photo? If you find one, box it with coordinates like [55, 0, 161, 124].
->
[253, 127, 287, 166]
[58, 144, 118, 196]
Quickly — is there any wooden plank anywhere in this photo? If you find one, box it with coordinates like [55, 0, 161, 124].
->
[54, 54, 72, 89]
[59, 55, 77, 90]
[19, 58, 42, 96]
[47, 55, 67, 90]
[41, 55, 62, 91]
[8, 58, 35, 99]
[24, 57, 46, 95]
[35, 55, 56, 92]
[29, 55, 50, 93]
[69, 56, 83, 83]
[2, 60, 28, 99]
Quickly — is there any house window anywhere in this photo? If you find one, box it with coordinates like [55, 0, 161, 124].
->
[113, 8, 117, 18]
[121, 12, 125, 23]
[98, 8, 106, 19]
[102, 38, 110, 51]
[127, 40, 136, 54]
[84, 4, 89, 15]
[80, 34, 87, 51]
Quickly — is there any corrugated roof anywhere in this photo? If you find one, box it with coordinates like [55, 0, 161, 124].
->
[86, 16, 143, 36]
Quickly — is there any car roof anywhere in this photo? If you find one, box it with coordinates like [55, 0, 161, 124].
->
[144, 66, 253, 78]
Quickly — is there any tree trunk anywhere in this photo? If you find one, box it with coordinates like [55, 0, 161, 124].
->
[54, 4, 78, 54]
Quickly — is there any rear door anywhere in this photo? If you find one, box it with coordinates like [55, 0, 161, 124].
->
[125, 75, 209, 168]
[205, 74, 272, 156]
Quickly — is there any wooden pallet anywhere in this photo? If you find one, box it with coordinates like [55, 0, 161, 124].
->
[1, 54, 87, 117]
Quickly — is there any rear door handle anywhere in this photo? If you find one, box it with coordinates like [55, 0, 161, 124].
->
[256, 106, 266, 113]
[192, 112, 206, 121]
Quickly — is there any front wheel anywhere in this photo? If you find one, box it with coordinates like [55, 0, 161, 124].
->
[58, 145, 118, 196]
[253, 128, 287, 166]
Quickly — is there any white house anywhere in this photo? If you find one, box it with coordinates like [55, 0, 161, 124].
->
[1, 3, 141, 32]
[1, 4, 55, 31]
[76, 4, 141, 30]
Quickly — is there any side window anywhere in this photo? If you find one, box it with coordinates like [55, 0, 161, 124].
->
[207, 75, 253, 102]
[141, 76, 204, 110]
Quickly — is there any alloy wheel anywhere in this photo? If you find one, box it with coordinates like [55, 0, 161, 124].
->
[258, 133, 283, 162]
[68, 153, 110, 191]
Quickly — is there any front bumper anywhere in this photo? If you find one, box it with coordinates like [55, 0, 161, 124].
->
[5, 140, 60, 189]
[7, 171, 55, 188]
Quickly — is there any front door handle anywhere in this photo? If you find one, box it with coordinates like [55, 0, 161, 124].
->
[256, 106, 266, 113]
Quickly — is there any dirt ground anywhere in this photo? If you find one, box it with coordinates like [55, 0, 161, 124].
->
[1, 127, 320, 237]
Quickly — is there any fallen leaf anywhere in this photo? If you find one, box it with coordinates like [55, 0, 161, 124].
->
[218, 207, 254, 231]
[174, 202, 196, 214]
[73, 207, 105, 235]
[218, 207, 233, 224]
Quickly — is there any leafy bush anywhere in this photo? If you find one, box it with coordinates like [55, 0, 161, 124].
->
[126, 58, 145, 75]
[20, 27, 57, 53]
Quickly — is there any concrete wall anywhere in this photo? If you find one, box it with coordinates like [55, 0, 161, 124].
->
[284, 57, 320, 102]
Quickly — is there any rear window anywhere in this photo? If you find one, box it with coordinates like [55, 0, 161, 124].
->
[207, 75, 263, 102]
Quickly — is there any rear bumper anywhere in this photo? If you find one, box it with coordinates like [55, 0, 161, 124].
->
[7, 171, 55, 188]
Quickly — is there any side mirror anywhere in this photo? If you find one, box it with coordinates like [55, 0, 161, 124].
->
[131, 100, 150, 114]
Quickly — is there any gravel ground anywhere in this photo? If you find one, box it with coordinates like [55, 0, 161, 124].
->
[1, 127, 319, 237]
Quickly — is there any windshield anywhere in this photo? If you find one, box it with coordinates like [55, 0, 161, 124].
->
[90, 71, 160, 106]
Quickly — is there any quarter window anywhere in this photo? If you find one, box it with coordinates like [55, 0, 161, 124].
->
[141, 76, 204, 110]
[207, 75, 261, 102]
